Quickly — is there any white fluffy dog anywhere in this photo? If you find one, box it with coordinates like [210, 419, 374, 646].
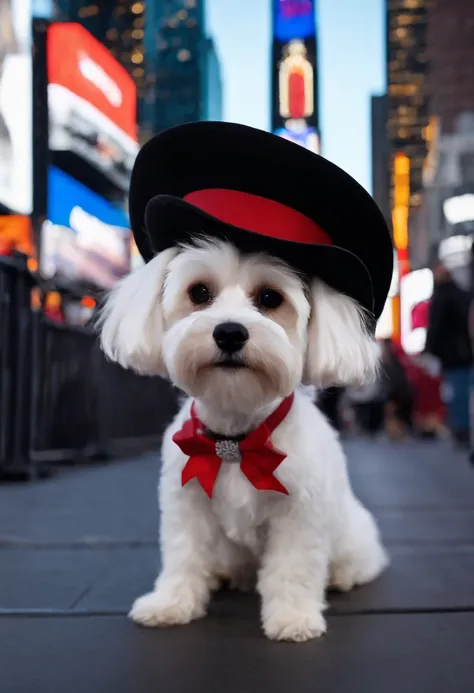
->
[99, 238, 388, 642]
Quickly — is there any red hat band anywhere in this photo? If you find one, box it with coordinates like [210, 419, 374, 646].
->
[183, 189, 332, 246]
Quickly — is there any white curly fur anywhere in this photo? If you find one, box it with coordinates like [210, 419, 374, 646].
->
[99, 239, 388, 642]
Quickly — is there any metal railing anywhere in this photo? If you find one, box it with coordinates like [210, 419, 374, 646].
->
[0, 256, 179, 479]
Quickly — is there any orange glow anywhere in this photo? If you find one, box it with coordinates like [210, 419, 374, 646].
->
[45, 292, 62, 310]
[0, 215, 34, 257]
[392, 206, 408, 250]
[397, 248, 410, 278]
[81, 296, 96, 309]
[422, 116, 439, 185]
[394, 153, 410, 176]
[391, 295, 401, 342]
[31, 288, 41, 310]
[392, 153, 410, 251]
[27, 257, 38, 272]
[391, 152, 411, 345]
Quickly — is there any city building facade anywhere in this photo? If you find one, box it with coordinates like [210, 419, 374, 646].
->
[201, 37, 223, 122]
[386, 0, 430, 213]
[371, 93, 390, 225]
[140, 0, 222, 140]
[54, 0, 146, 103]
[409, 0, 474, 271]
[427, 0, 474, 135]
[410, 114, 474, 274]
[53, 1, 222, 139]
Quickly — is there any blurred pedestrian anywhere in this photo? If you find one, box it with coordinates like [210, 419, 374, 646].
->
[347, 379, 386, 437]
[379, 339, 414, 439]
[425, 261, 473, 447]
[408, 353, 445, 438]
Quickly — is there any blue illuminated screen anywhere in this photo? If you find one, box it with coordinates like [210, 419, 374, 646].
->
[45, 166, 130, 288]
[48, 167, 129, 229]
[274, 0, 315, 42]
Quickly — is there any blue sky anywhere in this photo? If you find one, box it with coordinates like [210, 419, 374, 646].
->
[207, 0, 385, 194]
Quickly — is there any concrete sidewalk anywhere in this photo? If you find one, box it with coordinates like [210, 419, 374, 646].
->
[1, 437, 474, 693]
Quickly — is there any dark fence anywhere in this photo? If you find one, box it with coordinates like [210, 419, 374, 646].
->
[0, 256, 34, 473]
[0, 257, 180, 479]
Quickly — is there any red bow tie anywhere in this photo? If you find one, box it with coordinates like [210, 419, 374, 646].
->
[172, 394, 294, 498]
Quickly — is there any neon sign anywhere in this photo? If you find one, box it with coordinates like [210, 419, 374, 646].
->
[274, 0, 315, 42]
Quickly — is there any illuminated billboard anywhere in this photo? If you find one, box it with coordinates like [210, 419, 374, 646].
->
[443, 194, 474, 226]
[0, 0, 32, 214]
[47, 23, 139, 191]
[0, 215, 33, 257]
[271, 1, 319, 153]
[42, 166, 131, 289]
[400, 268, 434, 355]
[274, 0, 315, 41]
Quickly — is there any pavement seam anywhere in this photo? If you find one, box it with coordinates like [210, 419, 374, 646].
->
[3, 541, 474, 551]
[2, 606, 474, 618]
[0, 540, 157, 549]
[67, 555, 126, 610]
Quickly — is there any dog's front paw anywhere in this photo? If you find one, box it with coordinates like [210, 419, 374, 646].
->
[263, 605, 327, 642]
[129, 590, 207, 628]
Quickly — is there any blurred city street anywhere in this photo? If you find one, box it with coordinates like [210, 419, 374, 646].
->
[2, 436, 474, 693]
[1, 0, 474, 691]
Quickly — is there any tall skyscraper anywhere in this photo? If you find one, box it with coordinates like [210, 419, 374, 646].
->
[53, 1, 221, 137]
[140, 0, 222, 139]
[386, 0, 430, 211]
[409, 0, 474, 269]
[427, 0, 474, 134]
[371, 94, 390, 225]
[54, 0, 146, 105]
[271, 0, 320, 154]
[201, 37, 223, 122]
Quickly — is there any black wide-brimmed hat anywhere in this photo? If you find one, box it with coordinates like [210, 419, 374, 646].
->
[129, 121, 393, 319]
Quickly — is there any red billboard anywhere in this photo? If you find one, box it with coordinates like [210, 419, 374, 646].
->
[271, 1, 320, 154]
[47, 23, 139, 190]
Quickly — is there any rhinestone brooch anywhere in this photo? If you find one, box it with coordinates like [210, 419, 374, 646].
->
[215, 439, 242, 464]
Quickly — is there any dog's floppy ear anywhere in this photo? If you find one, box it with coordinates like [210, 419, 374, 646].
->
[303, 279, 380, 388]
[97, 247, 178, 376]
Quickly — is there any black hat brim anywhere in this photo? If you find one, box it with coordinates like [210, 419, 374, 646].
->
[130, 122, 393, 320]
[144, 195, 375, 317]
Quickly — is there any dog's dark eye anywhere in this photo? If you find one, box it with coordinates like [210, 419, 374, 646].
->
[189, 283, 212, 305]
[257, 289, 284, 310]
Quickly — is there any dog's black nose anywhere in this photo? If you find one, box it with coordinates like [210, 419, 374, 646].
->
[213, 322, 249, 353]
